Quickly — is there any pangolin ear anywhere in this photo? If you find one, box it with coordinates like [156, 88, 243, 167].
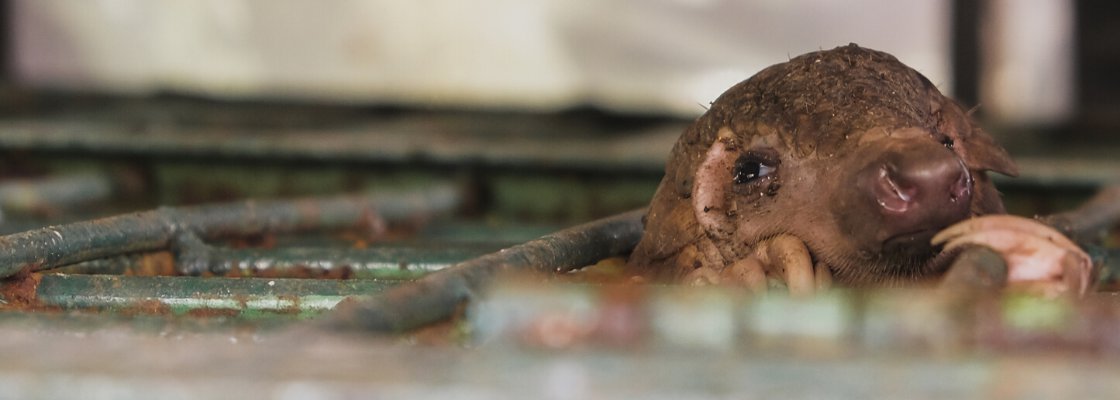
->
[692, 127, 739, 237]
[958, 125, 1019, 177]
[938, 100, 1020, 177]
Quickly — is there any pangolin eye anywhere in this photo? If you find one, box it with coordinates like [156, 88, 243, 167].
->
[733, 155, 777, 184]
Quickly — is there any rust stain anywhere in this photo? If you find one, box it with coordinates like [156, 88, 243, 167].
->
[234, 294, 250, 309]
[126, 251, 178, 276]
[0, 266, 42, 309]
[275, 294, 302, 315]
[116, 299, 173, 316]
[561, 256, 650, 285]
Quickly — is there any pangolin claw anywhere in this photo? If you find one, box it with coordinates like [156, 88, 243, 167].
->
[934, 215, 1092, 295]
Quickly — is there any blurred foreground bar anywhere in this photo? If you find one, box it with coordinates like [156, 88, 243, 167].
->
[0, 322, 1116, 399]
[472, 280, 1120, 356]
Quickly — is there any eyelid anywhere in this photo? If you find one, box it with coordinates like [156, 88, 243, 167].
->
[744, 148, 780, 166]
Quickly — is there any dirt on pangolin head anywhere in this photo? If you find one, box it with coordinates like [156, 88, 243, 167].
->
[663, 44, 969, 205]
[711, 44, 938, 157]
[632, 44, 1018, 285]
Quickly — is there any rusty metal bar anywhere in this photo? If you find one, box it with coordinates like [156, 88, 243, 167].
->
[938, 247, 1009, 294]
[33, 274, 396, 318]
[1041, 185, 1120, 243]
[0, 184, 460, 278]
[205, 244, 502, 279]
[52, 244, 504, 280]
[320, 209, 645, 333]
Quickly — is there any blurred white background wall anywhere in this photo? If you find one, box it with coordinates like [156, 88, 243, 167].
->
[980, 0, 1075, 126]
[13, 0, 951, 116]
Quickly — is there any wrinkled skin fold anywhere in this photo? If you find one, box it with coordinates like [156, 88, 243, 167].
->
[629, 44, 1091, 295]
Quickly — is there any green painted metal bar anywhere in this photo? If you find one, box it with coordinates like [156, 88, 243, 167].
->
[321, 209, 646, 333]
[0, 309, 297, 332]
[207, 245, 504, 279]
[0, 184, 460, 278]
[52, 243, 506, 280]
[34, 274, 399, 319]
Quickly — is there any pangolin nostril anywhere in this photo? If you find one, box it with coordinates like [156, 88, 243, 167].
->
[861, 144, 975, 247]
[875, 164, 915, 212]
[949, 163, 972, 203]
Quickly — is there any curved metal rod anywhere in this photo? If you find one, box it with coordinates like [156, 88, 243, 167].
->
[323, 186, 1120, 333]
[0, 184, 461, 278]
[319, 209, 645, 333]
[1040, 185, 1120, 244]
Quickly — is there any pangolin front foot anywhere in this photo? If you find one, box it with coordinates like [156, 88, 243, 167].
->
[933, 215, 1093, 296]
